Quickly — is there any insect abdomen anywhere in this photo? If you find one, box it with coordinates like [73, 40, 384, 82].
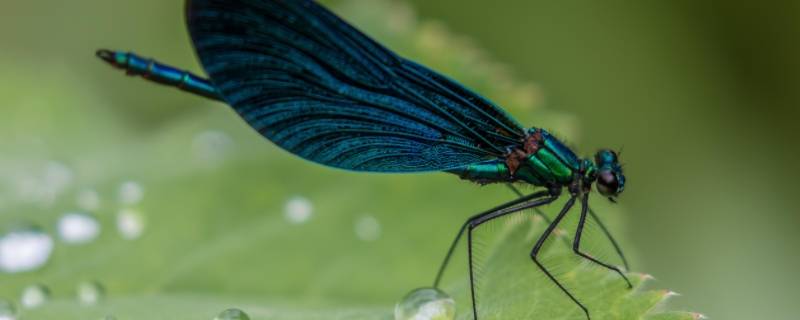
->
[446, 160, 510, 184]
[96, 49, 222, 101]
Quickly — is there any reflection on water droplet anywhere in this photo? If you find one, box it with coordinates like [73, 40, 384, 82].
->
[214, 308, 250, 320]
[395, 288, 455, 320]
[0, 226, 53, 273]
[77, 281, 105, 305]
[284, 196, 313, 224]
[116, 209, 145, 240]
[20, 284, 50, 309]
[118, 181, 144, 205]
[192, 130, 234, 166]
[57, 212, 100, 244]
[354, 215, 382, 242]
[77, 189, 101, 211]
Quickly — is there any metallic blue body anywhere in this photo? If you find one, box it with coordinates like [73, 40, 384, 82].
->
[97, 50, 221, 101]
[95, 2, 631, 318]
[96, 0, 625, 194]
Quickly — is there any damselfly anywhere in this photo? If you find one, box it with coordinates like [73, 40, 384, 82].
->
[96, 0, 631, 318]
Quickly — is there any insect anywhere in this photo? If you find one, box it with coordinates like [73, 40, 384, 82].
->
[96, 0, 631, 318]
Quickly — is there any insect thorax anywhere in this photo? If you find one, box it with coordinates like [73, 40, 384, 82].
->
[448, 128, 584, 188]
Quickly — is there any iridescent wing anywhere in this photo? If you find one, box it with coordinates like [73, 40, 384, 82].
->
[186, 0, 526, 172]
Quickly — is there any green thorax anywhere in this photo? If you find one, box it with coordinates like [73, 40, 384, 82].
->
[449, 128, 586, 187]
[517, 129, 582, 185]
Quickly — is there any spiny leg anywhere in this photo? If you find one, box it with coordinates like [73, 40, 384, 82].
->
[530, 195, 591, 320]
[506, 184, 554, 224]
[506, 184, 571, 248]
[588, 206, 630, 270]
[573, 194, 633, 288]
[433, 190, 553, 287]
[465, 192, 558, 319]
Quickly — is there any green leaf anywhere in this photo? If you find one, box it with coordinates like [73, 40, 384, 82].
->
[0, 0, 700, 319]
[430, 196, 701, 320]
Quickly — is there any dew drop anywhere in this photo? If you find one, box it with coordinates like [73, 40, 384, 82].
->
[395, 288, 455, 320]
[116, 209, 145, 240]
[118, 181, 144, 205]
[354, 215, 381, 242]
[214, 308, 250, 320]
[20, 284, 50, 309]
[0, 226, 54, 273]
[101, 315, 117, 320]
[77, 189, 101, 211]
[57, 212, 100, 244]
[284, 196, 313, 224]
[77, 281, 105, 305]
[0, 299, 16, 320]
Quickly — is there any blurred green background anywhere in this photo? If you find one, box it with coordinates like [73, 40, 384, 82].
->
[1, 0, 798, 319]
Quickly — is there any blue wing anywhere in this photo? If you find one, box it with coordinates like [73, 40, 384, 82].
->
[186, 0, 526, 172]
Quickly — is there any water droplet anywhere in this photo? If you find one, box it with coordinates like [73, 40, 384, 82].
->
[0, 226, 54, 273]
[77, 281, 105, 305]
[214, 308, 250, 320]
[192, 130, 234, 166]
[395, 288, 455, 320]
[118, 181, 144, 205]
[116, 209, 145, 240]
[77, 189, 101, 211]
[100, 315, 117, 320]
[20, 284, 50, 309]
[0, 299, 17, 320]
[284, 196, 313, 224]
[354, 215, 381, 242]
[57, 212, 100, 244]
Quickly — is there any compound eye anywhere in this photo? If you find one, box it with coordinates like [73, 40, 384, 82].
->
[596, 170, 619, 196]
[608, 150, 619, 162]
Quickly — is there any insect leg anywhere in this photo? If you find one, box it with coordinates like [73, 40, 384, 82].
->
[506, 184, 571, 248]
[504, 183, 524, 197]
[529, 195, 591, 320]
[466, 192, 558, 320]
[588, 206, 630, 270]
[433, 189, 553, 287]
[573, 194, 633, 288]
[506, 184, 554, 223]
